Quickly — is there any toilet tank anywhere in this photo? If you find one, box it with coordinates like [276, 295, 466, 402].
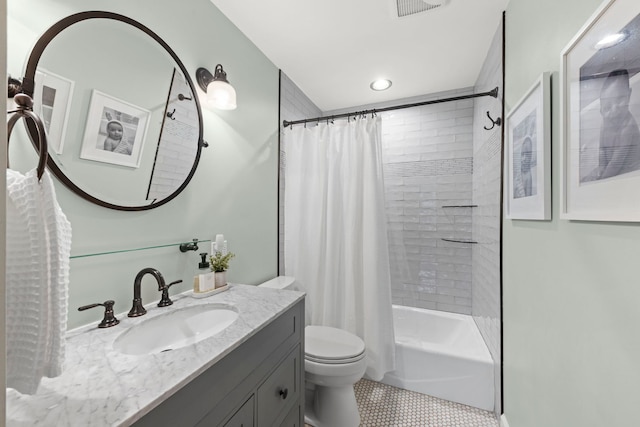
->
[258, 276, 297, 290]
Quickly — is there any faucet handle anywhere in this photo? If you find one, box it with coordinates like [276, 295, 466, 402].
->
[158, 279, 183, 307]
[78, 300, 120, 328]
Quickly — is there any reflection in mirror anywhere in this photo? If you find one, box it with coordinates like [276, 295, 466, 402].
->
[148, 69, 201, 201]
[23, 12, 204, 210]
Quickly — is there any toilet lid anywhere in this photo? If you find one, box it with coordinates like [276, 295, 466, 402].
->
[305, 325, 365, 363]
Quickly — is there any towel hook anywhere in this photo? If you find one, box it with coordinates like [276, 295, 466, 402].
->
[484, 111, 502, 130]
[7, 93, 48, 181]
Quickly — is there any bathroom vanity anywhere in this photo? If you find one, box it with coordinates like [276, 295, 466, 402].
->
[5, 284, 305, 427]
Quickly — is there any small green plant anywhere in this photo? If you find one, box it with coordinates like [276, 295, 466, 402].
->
[210, 251, 235, 272]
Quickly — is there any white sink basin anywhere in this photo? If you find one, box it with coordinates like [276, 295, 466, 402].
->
[113, 303, 239, 355]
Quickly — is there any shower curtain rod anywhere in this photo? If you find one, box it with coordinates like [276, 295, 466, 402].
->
[282, 86, 499, 128]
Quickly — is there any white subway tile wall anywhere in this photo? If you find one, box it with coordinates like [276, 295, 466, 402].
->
[379, 95, 476, 315]
[472, 20, 503, 416]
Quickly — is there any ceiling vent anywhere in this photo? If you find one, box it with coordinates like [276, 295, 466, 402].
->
[395, 0, 449, 18]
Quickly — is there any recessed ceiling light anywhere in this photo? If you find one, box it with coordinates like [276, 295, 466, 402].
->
[370, 79, 392, 91]
[595, 32, 627, 49]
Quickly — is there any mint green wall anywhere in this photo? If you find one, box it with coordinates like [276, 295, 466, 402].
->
[504, 1, 640, 426]
[7, 0, 279, 329]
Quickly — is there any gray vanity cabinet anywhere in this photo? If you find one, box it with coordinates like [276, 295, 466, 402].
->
[133, 299, 304, 427]
[223, 395, 254, 427]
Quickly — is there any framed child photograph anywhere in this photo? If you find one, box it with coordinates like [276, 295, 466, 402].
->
[33, 69, 75, 154]
[80, 90, 150, 168]
[504, 72, 551, 220]
[560, 0, 640, 221]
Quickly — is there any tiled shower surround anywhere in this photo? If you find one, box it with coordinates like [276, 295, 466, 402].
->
[379, 94, 475, 314]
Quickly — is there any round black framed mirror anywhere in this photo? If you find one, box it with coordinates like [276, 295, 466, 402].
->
[22, 11, 206, 211]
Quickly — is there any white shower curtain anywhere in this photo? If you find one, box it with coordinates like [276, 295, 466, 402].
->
[284, 117, 395, 380]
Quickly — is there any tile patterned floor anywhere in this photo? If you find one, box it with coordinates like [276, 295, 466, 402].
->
[306, 379, 498, 427]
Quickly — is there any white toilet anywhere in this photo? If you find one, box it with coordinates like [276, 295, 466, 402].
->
[258, 276, 367, 427]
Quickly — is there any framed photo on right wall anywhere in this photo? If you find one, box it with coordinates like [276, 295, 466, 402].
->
[505, 72, 551, 220]
[561, 0, 640, 221]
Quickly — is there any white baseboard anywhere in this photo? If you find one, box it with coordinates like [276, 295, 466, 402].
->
[500, 414, 510, 427]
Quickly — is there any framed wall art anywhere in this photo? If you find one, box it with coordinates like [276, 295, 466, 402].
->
[505, 72, 551, 220]
[80, 90, 150, 168]
[33, 69, 75, 154]
[561, 0, 640, 221]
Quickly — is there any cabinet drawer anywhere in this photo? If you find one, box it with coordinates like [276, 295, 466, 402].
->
[280, 404, 302, 427]
[257, 345, 301, 426]
[223, 395, 255, 427]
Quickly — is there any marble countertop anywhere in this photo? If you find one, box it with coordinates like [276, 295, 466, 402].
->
[6, 284, 305, 427]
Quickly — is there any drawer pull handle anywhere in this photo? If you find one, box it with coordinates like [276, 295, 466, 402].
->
[279, 388, 288, 400]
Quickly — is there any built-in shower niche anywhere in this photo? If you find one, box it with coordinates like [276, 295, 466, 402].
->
[441, 204, 478, 244]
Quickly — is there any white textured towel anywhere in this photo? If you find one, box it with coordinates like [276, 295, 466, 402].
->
[6, 168, 72, 394]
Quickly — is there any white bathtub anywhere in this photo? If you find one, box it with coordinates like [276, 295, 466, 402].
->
[380, 305, 495, 411]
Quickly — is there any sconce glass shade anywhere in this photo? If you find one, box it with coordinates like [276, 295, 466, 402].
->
[196, 65, 237, 110]
[206, 79, 237, 110]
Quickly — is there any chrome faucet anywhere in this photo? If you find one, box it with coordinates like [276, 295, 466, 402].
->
[128, 268, 166, 317]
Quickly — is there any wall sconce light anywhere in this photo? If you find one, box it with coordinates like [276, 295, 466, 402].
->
[196, 64, 237, 110]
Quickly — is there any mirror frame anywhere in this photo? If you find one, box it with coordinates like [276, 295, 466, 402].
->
[22, 11, 206, 211]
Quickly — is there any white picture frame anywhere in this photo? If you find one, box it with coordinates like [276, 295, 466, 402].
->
[80, 90, 150, 169]
[504, 72, 551, 220]
[560, 0, 640, 221]
[33, 69, 75, 154]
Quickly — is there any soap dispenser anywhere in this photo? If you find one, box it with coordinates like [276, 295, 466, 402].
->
[199, 252, 210, 269]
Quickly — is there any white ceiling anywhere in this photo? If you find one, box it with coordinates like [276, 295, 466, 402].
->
[210, 0, 510, 112]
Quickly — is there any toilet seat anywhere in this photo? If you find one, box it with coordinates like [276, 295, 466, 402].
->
[305, 326, 365, 365]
